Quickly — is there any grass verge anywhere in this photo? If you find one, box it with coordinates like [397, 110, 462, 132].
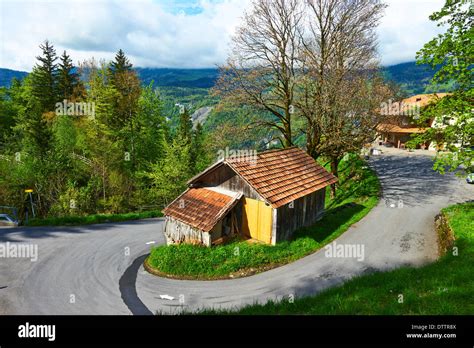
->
[27, 210, 163, 227]
[201, 202, 474, 314]
[147, 154, 380, 280]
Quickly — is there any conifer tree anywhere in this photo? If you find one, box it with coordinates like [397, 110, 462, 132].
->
[57, 50, 80, 100]
[177, 108, 193, 144]
[190, 122, 209, 174]
[110, 49, 133, 76]
[31, 40, 58, 111]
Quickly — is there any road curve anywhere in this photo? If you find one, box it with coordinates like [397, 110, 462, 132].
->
[1, 152, 473, 314]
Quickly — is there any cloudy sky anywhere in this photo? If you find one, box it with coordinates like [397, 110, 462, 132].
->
[0, 0, 445, 72]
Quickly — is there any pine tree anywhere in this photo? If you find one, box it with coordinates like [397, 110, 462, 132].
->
[57, 50, 80, 100]
[31, 40, 58, 111]
[190, 122, 210, 174]
[110, 49, 133, 76]
[177, 108, 193, 144]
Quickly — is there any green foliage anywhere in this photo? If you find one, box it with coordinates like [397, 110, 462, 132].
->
[382, 62, 453, 95]
[413, 1, 473, 175]
[28, 210, 162, 227]
[177, 108, 193, 143]
[57, 50, 81, 100]
[147, 156, 380, 278]
[416, 0, 473, 90]
[110, 49, 133, 76]
[201, 203, 474, 315]
[30, 40, 59, 112]
[134, 83, 167, 168]
[0, 43, 184, 222]
[0, 86, 20, 148]
[136, 68, 218, 88]
[12, 75, 52, 154]
[147, 137, 193, 206]
[190, 122, 210, 174]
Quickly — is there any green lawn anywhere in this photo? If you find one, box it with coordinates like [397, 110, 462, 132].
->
[201, 202, 474, 314]
[27, 210, 163, 227]
[147, 154, 380, 280]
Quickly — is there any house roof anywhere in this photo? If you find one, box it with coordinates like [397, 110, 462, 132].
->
[163, 188, 242, 232]
[402, 93, 449, 107]
[225, 147, 337, 208]
[376, 123, 426, 134]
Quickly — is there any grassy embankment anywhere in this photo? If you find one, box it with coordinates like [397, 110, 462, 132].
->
[27, 210, 162, 227]
[202, 202, 474, 314]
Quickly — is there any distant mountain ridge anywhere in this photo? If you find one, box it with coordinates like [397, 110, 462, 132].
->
[136, 68, 218, 88]
[0, 62, 451, 94]
[0, 68, 28, 87]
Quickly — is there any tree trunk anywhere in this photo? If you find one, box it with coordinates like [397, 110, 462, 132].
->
[283, 117, 292, 148]
[330, 157, 339, 198]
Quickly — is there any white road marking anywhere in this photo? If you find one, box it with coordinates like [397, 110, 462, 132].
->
[146, 241, 156, 245]
[160, 295, 175, 301]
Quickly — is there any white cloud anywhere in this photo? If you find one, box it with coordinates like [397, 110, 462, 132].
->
[0, 0, 446, 71]
[0, 0, 251, 71]
[377, 0, 446, 65]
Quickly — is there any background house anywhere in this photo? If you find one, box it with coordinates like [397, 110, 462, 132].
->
[377, 93, 449, 149]
[162, 147, 337, 246]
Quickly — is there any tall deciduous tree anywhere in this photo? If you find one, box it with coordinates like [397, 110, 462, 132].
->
[298, 0, 389, 196]
[213, 0, 304, 147]
[135, 83, 167, 169]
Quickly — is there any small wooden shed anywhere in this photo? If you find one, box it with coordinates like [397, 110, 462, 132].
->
[162, 147, 337, 246]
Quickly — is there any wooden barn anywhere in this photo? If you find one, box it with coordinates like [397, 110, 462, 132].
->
[162, 147, 337, 246]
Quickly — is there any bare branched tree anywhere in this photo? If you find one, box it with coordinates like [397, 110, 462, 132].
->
[215, 0, 394, 197]
[212, 0, 304, 147]
[296, 0, 392, 196]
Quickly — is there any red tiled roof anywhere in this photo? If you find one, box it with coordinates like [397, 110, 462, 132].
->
[376, 123, 426, 134]
[402, 93, 449, 107]
[226, 147, 337, 208]
[163, 188, 241, 232]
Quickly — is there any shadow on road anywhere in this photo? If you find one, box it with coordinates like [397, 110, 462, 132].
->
[119, 254, 153, 315]
[0, 218, 163, 243]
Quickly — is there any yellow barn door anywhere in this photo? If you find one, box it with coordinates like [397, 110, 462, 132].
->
[242, 197, 273, 244]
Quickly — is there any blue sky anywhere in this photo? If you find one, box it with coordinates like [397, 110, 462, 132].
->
[158, 0, 206, 15]
[0, 0, 445, 71]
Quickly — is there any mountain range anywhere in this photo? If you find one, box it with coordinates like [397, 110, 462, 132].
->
[0, 61, 451, 95]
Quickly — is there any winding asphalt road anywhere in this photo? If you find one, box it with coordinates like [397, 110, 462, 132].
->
[1, 151, 473, 315]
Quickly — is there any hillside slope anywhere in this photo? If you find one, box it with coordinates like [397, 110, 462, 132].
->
[1, 62, 453, 93]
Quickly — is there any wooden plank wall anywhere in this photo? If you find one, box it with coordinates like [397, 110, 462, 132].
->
[164, 217, 212, 247]
[275, 187, 326, 242]
[194, 164, 264, 201]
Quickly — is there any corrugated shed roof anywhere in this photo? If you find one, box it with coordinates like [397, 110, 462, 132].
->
[226, 147, 337, 208]
[163, 188, 242, 232]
